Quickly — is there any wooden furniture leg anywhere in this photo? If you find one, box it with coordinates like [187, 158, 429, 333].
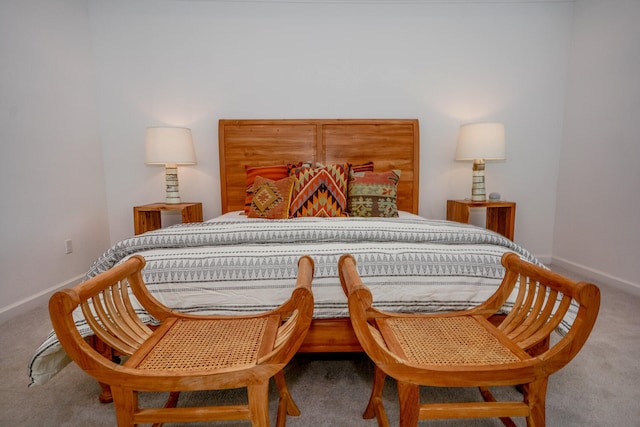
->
[397, 381, 420, 427]
[275, 370, 300, 427]
[363, 364, 388, 426]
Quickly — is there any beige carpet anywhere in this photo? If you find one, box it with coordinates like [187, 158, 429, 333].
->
[1, 265, 638, 426]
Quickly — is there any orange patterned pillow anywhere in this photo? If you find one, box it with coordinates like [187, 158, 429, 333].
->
[289, 163, 350, 217]
[244, 165, 290, 214]
[248, 175, 294, 219]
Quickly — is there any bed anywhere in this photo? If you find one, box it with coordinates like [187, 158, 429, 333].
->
[29, 118, 558, 387]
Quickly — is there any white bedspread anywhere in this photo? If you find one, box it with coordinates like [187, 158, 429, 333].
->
[29, 212, 560, 386]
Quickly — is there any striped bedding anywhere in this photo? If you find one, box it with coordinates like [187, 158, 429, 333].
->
[29, 211, 556, 386]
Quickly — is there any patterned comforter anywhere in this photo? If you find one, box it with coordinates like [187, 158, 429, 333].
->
[28, 211, 553, 386]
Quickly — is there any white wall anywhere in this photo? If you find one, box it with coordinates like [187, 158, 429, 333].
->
[553, 0, 640, 293]
[13, 0, 626, 321]
[89, 0, 573, 263]
[0, 0, 110, 321]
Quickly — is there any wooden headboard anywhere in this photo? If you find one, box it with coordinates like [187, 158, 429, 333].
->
[218, 119, 420, 214]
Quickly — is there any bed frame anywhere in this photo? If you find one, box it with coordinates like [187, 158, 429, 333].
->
[89, 119, 420, 402]
[218, 119, 420, 352]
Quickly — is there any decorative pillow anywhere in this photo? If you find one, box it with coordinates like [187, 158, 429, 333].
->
[350, 161, 374, 174]
[289, 163, 350, 218]
[244, 165, 290, 214]
[348, 170, 401, 217]
[345, 161, 374, 213]
[248, 175, 294, 219]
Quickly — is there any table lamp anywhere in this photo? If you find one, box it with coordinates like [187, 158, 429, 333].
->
[455, 122, 505, 202]
[145, 127, 196, 204]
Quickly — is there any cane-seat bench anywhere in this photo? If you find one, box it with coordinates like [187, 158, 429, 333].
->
[338, 252, 600, 427]
[49, 254, 315, 427]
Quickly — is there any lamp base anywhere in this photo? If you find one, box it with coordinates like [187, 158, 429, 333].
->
[165, 165, 181, 204]
[471, 159, 486, 202]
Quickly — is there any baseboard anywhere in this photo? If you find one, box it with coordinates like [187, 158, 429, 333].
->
[551, 256, 640, 297]
[0, 274, 85, 325]
[533, 254, 552, 266]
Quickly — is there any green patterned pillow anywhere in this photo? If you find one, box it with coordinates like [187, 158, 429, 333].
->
[348, 170, 401, 217]
[248, 175, 294, 219]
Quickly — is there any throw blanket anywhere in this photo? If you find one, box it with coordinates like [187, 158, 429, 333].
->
[29, 212, 563, 386]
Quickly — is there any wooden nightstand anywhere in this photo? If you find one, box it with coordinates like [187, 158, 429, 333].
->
[133, 202, 203, 235]
[446, 200, 516, 240]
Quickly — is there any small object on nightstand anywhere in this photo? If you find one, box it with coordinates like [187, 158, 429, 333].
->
[133, 202, 203, 235]
[446, 199, 516, 240]
[489, 192, 501, 201]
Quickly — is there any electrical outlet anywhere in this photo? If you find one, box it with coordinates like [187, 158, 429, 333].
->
[65, 239, 73, 254]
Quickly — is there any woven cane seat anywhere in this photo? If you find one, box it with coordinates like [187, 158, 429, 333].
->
[135, 317, 273, 372]
[382, 316, 522, 366]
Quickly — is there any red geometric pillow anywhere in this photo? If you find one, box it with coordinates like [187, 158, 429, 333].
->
[348, 170, 401, 217]
[289, 163, 350, 218]
[248, 175, 294, 219]
[350, 161, 374, 174]
[244, 165, 290, 214]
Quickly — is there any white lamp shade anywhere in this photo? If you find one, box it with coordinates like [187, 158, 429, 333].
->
[145, 127, 196, 165]
[455, 122, 506, 161]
